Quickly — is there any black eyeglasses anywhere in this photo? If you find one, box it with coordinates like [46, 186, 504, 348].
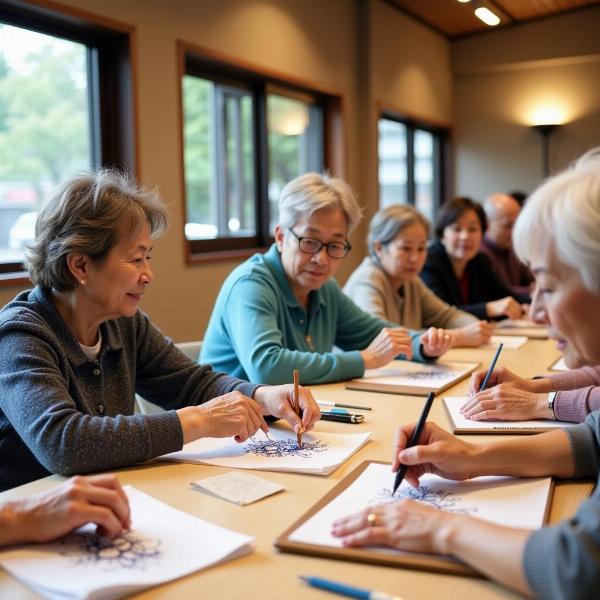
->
[287, 228, 351, 259]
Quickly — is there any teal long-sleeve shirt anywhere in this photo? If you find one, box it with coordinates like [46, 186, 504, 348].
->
[200, 244, 428, 385]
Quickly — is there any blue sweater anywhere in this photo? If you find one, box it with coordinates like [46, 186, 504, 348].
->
[0, 286, 258, 491]
[200, 244, 427, 385]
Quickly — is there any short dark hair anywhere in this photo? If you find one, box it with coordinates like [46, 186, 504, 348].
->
[434, 197, 487, 240]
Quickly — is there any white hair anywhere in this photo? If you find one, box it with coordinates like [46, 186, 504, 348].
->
[278, 172, 362, 233]
[513, 147, 600, 293]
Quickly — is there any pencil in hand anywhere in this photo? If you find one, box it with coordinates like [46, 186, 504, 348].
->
[293, 369, 303, 447]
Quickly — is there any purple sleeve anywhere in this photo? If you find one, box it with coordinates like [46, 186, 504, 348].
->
[549, 366, 600, 422]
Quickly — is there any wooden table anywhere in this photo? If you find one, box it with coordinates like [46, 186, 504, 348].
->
[0, 340, 592, 599]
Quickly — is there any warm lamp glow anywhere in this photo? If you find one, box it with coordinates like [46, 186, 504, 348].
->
[474, 7, 500, 26]
[528, 104, 567, 126]
[268, 98, 309, 136]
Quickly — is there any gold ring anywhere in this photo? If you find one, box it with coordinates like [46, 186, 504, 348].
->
[367, 512, 377, 527]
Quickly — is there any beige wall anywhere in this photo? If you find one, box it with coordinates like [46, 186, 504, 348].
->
[0, 0, 452, 341]
[452, 6, 600, 200]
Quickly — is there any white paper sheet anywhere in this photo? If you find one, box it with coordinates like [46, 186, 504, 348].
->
[443, 396, 572, 431]
[289, 463, 551, 549]
[496, 319, 542, 329]
[550, 357, 568, 371]
[481, 335, 527, 350]
[0, 486, 254, 600]
[161, 428, 371, 476]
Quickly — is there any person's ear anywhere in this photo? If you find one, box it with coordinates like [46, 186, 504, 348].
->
[373, 240, 384, 260]
[66, 253, 89, 286]
[274, 225, 285, 252]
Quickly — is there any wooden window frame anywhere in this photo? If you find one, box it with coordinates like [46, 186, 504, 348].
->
[177, 41, 345, 264]
[377, 104, 450, 218]
[0, 0, 137, 284]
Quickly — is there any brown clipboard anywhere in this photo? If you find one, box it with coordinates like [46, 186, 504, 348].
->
[344, 361, 480, 397]
[442, 397, 571, 435]
[276, 459, 554, 577]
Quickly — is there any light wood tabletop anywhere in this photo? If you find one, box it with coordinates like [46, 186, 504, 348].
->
[0, 339, 593, 600]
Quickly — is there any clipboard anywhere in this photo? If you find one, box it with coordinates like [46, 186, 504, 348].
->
[344, 360, 479, 397]
[275, 460, 554, 577]
[442, 396, 573, 435]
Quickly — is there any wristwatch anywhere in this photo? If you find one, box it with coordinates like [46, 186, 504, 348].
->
[548, 391, 558, 420]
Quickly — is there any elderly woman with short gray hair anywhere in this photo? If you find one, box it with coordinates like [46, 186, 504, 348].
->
[0, 169, 319, 492]
[344, 204, 492, 347]
[201, 173, 452, 386]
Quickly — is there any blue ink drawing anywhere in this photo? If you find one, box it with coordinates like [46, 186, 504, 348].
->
[245, 437, 328, 458]
[370, 485, 478, 515]
[60, 530, 162, 571]
[402, 370, 460, 381]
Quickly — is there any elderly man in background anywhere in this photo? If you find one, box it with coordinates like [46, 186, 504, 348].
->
[481, 193, 533, 300]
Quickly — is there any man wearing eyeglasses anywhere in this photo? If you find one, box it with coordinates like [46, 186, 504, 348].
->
[200, 173, 452, 385]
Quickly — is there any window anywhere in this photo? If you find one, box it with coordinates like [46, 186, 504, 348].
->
[181, 45, 333, 258]
[0, 4, 134, 278]
[378, 114, 447, 222]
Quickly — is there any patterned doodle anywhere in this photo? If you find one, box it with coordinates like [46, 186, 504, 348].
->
[370, 485, 478, 515]
[401, 370, 460, 381]
[60, 531, 161, 571]
[245, 437, 328, 458]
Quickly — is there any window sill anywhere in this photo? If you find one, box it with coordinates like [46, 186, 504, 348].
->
[186, 246, 269, 265]
[0, 272, 30, 287]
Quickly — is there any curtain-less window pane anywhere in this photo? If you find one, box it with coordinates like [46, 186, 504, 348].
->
[414, 129, 434, 221]
[183, 76, 256, 240]
[378, 118, 407, 207]
[267, 94, 323, 232]
[182, 75, 215, 238]
[0, 23, 91, 264]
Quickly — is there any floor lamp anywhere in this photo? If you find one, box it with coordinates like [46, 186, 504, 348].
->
[532, 124, 560, 178]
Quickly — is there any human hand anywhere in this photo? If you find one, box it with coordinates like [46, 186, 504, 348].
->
[361, 327, 413, 369]
[468, 366, 537, 397]
[185, 391, 268, 443]
[6, 475, 130, 545]
[452, 321, 493, 347]
[460, 386, 549, 421]
[331, 498, 458, 555]
[392, 422, 478, 487]
[486, 296, 523, 320]
[420, 327, 453, 357]
[253, 384, 320, 434]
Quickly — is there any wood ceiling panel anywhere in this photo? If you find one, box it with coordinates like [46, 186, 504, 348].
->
[386, 0, 600, 38]
[388, 0, 489, 36]
[496, 0, 600, 21]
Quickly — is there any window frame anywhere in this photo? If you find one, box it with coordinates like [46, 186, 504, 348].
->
[178, 41, 344, 263]
[0, 0, 137, 283]
[377, 106, 449, 220]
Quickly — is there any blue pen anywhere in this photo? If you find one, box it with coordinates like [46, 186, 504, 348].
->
[479, 342, 504, 391]
[300, 575, 403, 600]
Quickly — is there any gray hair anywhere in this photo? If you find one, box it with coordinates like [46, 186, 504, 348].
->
[26, 168, 169, 291]
[513, 147, 600, 293]
[278, 172, 362, 233]
[368, 204, 430, 260]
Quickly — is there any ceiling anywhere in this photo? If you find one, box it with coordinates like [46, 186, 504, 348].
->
[385, 0, 600, 39]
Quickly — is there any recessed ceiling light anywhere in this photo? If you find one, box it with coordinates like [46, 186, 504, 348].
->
[474, 6, 501, 26]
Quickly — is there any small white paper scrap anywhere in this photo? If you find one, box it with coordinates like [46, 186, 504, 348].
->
[192, 471, 285, 505]
[481, 335, 527, 350]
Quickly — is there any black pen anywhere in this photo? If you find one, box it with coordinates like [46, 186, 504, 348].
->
[392, 392, 435, 495]
[479, 342, 504, 391]
[320, 411, 364, 424]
